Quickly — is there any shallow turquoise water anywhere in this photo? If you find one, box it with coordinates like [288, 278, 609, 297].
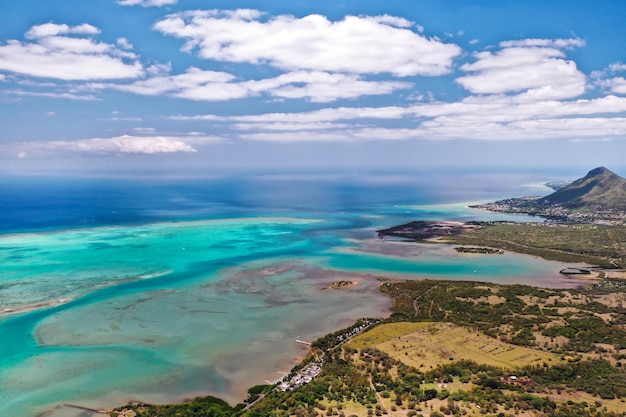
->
[0, 173, 582, 417]
[0, 214, 578, 417]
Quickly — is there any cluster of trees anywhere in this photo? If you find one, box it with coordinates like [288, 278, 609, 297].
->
[386, 280, 626, 355]
[523, 359, 626, 400]
[109, 395, 240, 417]
[311, 318, 381, 351]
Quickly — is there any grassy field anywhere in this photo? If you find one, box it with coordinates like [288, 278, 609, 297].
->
[446, 223, 626, 268]
[349, 321, 561, 370]
[346, 321, 626, 415]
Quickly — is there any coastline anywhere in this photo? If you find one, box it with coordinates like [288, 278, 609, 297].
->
[3, 198, 617, 417]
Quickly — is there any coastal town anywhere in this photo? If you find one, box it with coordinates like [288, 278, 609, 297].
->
[279, 318, 381, 392]
[279, 360, 323, 392]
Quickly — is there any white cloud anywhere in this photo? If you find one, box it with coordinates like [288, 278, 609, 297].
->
[117, 0, 178, 7]
[17, 135, 210, 155]
[499, 38, 585, 49]
[457, 40, 586, 100]
[55, 135, 198, 154]
[146, 62, 171, 76]
[25, 23, 100, 39]
[153, 10, 461, 76]
[598, 77, 626, 95]
[609, 62, 626, 72]
[106, 67, 239, 97]
[133, 127, 157, 133]
[1, 89, 99, 100]
[0, 23, 143, 80]
[97, 68, 411, 102]
[116, 38, 133, 50]
[237, 116, 626, 143]
[171, 91, 626, 143]
[243, 71, 411, 102]
[233, 122, 353, 131]
[239, 130, 363, 142]
[170, 106, 409, 123]
[368, 15, 414, 28]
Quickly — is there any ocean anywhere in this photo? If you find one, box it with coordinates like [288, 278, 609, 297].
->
[0, 170, 583, 417]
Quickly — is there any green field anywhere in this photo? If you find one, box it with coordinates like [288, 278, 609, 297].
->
[445, 222, 626, 268]
[350, 321, 561, 370]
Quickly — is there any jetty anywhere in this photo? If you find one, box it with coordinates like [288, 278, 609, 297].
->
[63, 404, 109, 414]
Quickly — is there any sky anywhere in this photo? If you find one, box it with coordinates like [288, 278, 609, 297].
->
[1, 0, 626, 176]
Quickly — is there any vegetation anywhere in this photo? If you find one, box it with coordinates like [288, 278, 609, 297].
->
[539, 167, 626, 211]
[111, 279, 626, 417]
[443, 222, 626, 268]
[453, 247, 503, 254]
[470, 167, 626, 222]
[95, 168, 626, 417]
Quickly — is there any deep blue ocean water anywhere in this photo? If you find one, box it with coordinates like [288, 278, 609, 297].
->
[0, 170, 577, 417]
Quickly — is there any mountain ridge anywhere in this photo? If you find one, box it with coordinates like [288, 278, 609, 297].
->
[539, 166, 626, 211]
[470, 167, 626, 223]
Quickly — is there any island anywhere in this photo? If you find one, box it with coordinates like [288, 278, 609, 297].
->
[326, 280, 358, 289]
[454, 246, 504, 255]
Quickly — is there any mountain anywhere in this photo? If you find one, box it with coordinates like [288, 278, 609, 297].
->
[539, 167, 626, 211]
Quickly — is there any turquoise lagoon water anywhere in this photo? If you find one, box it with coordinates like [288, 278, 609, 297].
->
[0, 173, 583, 417]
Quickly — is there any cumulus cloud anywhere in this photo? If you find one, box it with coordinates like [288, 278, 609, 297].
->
[163, 31, 626, 143]
[117, 0, 178, 6]
[116, 37, 133, 50]
[153, 10, 461, 76]
[0, 23, 143, 80]
[609, 62, 626, 72]
[97, 68, 411, 102]
[25, 23, 100, 39]
[55, 135, 198, 154]
[15, 135, 210, 156]
[456, 39, 586, 100]
[598, 77, 626, 95]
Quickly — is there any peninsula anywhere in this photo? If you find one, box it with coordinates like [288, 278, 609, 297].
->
[378, 167, 626, 269]
[470, 167, 626, 224]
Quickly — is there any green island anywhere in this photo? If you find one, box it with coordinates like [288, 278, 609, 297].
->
[110, 168, 626, 417]
[453, 247, 504, 255]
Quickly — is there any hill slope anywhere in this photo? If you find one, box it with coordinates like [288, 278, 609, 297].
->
[540, 167, 626, 211]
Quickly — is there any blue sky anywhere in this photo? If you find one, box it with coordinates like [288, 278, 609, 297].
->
[1, 0, 626, 175]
